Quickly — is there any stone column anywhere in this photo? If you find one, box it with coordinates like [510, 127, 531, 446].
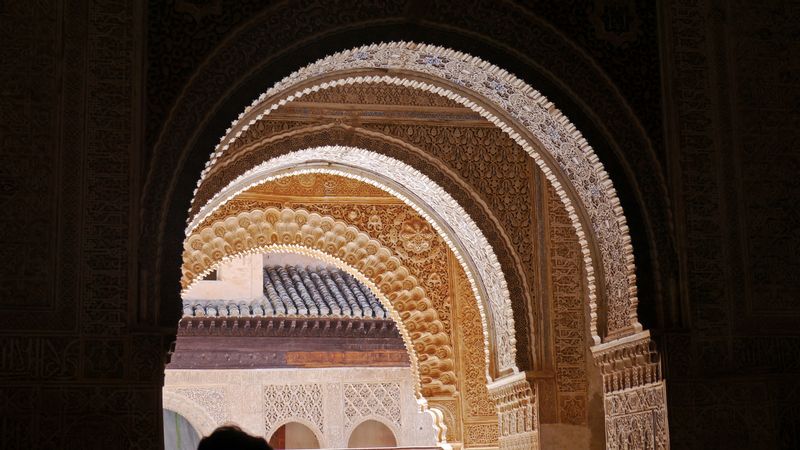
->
[592, 331, 669, 449]
[487, 373, 540, 450]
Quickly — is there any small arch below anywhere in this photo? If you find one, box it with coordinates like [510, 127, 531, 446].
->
[269, 421, 321, 449]
[347, 419, 398, 448]
[162, 409, 202, 450]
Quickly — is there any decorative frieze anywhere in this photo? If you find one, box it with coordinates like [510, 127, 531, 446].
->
[178, 316, 401, 338]
[487, 373, 540, 450]
[592, 332, 662, 393]
[592, 332, 669, 449]
[163, 367, 437, 448]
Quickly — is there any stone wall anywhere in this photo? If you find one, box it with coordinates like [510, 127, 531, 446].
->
[0, 1, 164, 449]
[660, 0, 800, 447]
[163, 367, 437, 448]
[183, 254, 264, 301]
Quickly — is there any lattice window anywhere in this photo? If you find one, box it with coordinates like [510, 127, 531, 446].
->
[343, 383, 401, 429]
[264, 384, 323, 435]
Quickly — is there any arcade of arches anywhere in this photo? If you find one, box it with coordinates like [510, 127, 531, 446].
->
[6, 3, 795, 449]
[167, 42, 668, 450]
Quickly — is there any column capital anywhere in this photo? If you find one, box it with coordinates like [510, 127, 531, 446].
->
[486, 374, 539, 450]
[592, 331, 662, 392]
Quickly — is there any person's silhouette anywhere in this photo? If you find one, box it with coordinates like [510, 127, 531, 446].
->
[197, 425, 273, 450]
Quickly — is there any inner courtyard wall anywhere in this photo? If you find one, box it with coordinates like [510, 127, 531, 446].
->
[183, 253, 264, 301]
[163, 367, 437, 448]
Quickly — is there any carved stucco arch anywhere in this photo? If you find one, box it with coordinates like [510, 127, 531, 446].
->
[189, 121, 538, 371]
[346, 415, 402, 447]
[182, 207, 458, 399]
[191, 42, 639, 343]
[162, 390, 218, 437]
[267, 417, 326, 448]
[189, 146, 513, 376]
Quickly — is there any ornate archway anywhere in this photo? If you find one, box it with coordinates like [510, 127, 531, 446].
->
[192, 43, 637, 343]
[180, 42, 668, 449]
[267, 419, 325, 449]
[162, 390, 219, 437]
[189, 146, 513, 378]
[182, 207, 457, 400]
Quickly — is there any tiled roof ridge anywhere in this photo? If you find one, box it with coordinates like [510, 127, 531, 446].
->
[183, 265, 387, 319]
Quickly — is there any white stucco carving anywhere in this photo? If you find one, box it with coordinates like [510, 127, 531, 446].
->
[163, 367, 437, 448]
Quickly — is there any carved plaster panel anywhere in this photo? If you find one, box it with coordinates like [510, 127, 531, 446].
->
[244, 172, 393, 200]
[192, 42, 639, 343]
[264, 383, 324, 437]
[162, 386, 229, 435]
[487, 374, 540, 450]
[604, 383, 669, 450]
[162, 389, 221, 437]
[343, 382, 402, 430]
[453, 256, 497, 420]
[592, 332, 668, 449]
[548, 184, 590, 425]
[464, 422, 500, 447]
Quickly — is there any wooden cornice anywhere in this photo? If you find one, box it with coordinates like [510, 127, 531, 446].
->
[177, 316, 401, 339]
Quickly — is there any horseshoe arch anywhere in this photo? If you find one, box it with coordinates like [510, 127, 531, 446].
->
[189, 146, 513, 378]
[183, 42, 670, 449]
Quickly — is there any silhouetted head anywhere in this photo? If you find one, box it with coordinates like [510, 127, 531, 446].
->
[197, 425, 272, 450]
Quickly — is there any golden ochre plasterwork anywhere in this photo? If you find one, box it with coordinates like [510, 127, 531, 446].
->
[190, 42, 639, 344]
[188, 147, 512, 376]
[547, 183, 591, 425]
[242, 172, 395, 201]
[182, 207, 456, 398]
[205, 200, 454, 336]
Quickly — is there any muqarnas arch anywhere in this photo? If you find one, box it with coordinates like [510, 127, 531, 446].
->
[184, 42, 669, 449]
[188, 147, 511, 379]
[182, 208, 455, 399]
[182, 209, 482, 447]
[185, 172, 504, 447]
